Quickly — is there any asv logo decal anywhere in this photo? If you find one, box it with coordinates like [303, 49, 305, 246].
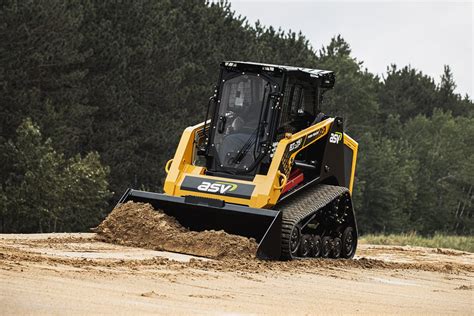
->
[289, 139, 302, 152]
[329, 132, 343, 144]
[197, 181, 238, 194]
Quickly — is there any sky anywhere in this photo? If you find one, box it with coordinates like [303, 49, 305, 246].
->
[229, 0, 473, 97]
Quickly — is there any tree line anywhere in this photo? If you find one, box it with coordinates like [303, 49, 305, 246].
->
[0, 0, 472, 234]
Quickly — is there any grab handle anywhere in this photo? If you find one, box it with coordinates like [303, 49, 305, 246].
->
[274, 170, 287, 190]
[165, 159, 173, 173]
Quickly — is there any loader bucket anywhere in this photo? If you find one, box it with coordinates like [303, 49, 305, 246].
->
[117, 189, 282, 259]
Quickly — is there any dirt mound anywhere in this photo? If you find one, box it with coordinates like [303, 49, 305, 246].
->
[93, 202, 257, 259]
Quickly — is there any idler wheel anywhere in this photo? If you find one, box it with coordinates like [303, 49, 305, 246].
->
[341, 226, 357, 258]
[290, 226, 301, 257]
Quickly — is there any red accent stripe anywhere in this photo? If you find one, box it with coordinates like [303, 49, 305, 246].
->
[281, 169, 304, 194]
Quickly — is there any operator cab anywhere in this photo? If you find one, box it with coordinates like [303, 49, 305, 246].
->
[204, 61, 335, 179]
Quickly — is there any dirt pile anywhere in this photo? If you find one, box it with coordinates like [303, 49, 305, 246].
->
[93, 201, 257, 259]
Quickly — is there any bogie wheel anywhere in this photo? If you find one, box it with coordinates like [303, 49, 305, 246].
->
[289, 226, 301, 257]
[312, 235, 322, 257]
[341, 226, 357, 258]
[321, 236, 332, 258]
[298, 234, 312, 257]
[331, 237, 342, 258]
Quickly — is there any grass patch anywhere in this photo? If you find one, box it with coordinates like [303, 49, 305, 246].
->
[359, 233, 474, 253]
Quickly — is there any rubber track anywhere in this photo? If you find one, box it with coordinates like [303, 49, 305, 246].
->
[278, 184, 349, 259]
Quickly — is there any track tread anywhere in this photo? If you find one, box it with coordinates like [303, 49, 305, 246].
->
[279, 184, 349, 259]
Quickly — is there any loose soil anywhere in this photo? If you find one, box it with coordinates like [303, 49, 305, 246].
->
[1, 233, 473, 315]
[93, 201, 257, 259]
[1, 202, 473, 314]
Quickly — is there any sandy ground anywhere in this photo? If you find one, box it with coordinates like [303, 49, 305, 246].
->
[0, 233, 473, 315]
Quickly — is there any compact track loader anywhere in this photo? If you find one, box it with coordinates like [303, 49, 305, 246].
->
[118, 61, 358, 260]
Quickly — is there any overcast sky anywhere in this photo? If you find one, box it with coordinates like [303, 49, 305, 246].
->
[229, 0, 473, 97]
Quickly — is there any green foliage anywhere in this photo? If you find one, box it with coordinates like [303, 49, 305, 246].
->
[355, 133, 417, 234]
[0, 0, 95, 156]
[0, 0, 472, 234]
[355, 110, 473, 235]
[317, 36, 380, 135]
[61, 152, 111, 231]
[360, 233, 474, 253]
[0, 119, 111, 233]
[403, 110, 474, 234]
[378, 65, 472, 122]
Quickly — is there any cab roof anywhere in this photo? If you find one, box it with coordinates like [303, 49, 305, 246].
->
[222, 61, 335, 88]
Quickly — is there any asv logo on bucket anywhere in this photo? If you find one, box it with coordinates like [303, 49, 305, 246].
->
[329, 132, 342, 144]
[197, 181, 237, 194]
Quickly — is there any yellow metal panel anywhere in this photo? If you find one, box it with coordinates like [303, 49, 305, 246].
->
[163, 121, 207, 195]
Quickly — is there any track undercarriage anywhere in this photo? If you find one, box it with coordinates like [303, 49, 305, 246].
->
[279, 184, 357, 259]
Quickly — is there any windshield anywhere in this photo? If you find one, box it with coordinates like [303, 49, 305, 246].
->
[213, 74, 273, 172]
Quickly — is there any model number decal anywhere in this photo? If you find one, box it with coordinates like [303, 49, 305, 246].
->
[197, 181, 237, 194]
[289, 139, 302, 152]
[329, 132, 342, 144]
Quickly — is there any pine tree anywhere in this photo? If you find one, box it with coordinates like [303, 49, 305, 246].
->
[317, 36, 380, 136]
[1, 118, 111, 233]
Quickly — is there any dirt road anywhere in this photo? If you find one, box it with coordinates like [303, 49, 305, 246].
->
[0, 233, 473, 315]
